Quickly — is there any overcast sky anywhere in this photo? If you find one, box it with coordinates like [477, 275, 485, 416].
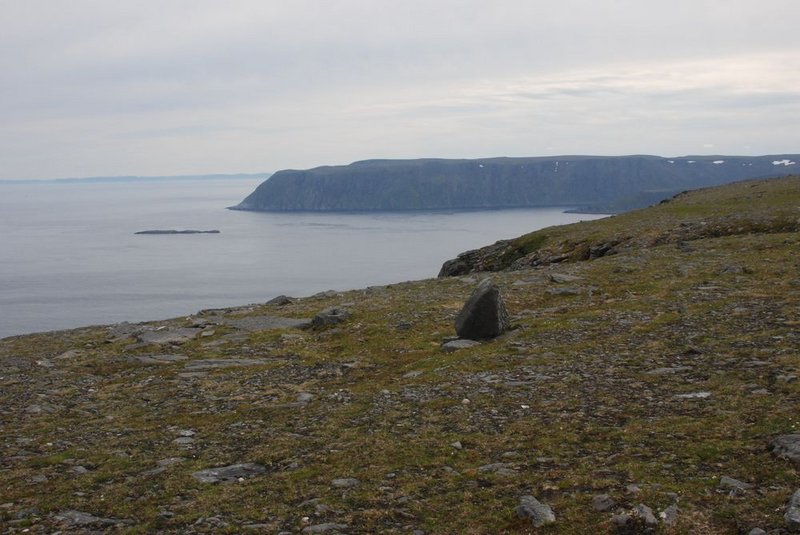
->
[1, 0, 798, 179]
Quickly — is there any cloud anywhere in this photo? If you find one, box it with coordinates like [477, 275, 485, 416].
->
[1, 1, 799, 178]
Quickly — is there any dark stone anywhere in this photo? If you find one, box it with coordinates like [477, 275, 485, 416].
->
[191, 463, 267, 483]
[515, 495, 555, 527]
[455, 279, 509, 340]
[310, 307, 352, 329]
[769, 434, 800, 466]
[267, 295, 294, 306]
[302, 523, 349, 534]
[224, 315, 312, 331]
[592, 493, 616, 512]
[787, 489, 800, 529]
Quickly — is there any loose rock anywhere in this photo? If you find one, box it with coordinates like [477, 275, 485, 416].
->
[592, 494, 615, 512]
[331, 478, 359, 488]
[310, 307, 352, 329]
[302, 523, 349, 534]
[191, 463, 267, 483]
[770, 434, 800, 466]
[455, 278, 510, 340]
[786, 489, 800, 529]
[515, 495, 555, 528]
[442, 339, 480, 352]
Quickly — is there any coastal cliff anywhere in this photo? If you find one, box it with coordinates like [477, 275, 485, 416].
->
[232, 154, 799, 212]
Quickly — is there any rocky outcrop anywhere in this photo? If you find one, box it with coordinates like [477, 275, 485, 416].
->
[455, 279, 509, 340]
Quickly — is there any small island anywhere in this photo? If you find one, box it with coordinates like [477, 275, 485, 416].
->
[134, 229, 221, 235]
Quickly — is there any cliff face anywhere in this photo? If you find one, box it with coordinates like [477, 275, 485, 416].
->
[231, 155, 799, 212]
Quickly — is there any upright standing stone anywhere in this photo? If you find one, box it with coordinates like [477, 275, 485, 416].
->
[455, 279, 510, 340]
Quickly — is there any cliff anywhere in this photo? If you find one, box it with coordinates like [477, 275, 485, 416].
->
[231, 154, 799, 212]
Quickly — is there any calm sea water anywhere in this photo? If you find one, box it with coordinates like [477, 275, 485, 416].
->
[0, 179, 605, 338]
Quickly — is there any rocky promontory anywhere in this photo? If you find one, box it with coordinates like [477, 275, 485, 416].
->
[2, 176, 799, 533]
[231, 154, 799, 213]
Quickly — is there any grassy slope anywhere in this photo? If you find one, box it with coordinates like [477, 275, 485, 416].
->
[1, 177, 799, 534]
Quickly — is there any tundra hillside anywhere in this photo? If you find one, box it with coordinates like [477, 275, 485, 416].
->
[2, 177, 800, 534]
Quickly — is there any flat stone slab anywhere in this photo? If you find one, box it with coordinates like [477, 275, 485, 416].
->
[442, 339, 480, 352]
[303, 523, 350, 534]
[675, 391, 711, 399]
[129, 354, 189, 365]
[138, 328, 202, 345]
[223, 315, 312, 331]
[54, 510, 129, 527]
[184, 358, 269, 370]
[191, 463, 268, 483]
[769, 434, 800, 466]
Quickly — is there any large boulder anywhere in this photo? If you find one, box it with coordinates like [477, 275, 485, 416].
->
[455, 279, 510, 340]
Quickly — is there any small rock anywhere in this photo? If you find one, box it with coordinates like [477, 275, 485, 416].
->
[769, 434, 800, 466]
[191, 463, 267, 483]
[297, 393, 314, 403]
[54, 510, 127, 527]
[478, 463, 517, 476]
[267, 295, 294, 306]
[777, 374, 798, 383]
[635, 504, 658, 526]
[302, 523, 349, 534]
[719, 475, 754, 492]
[310, 307, 352, 329]
[660, 504, 679, 526]
[331, 478, 359, 488]
[786, 489, 800, 529]
[183, 358, 268, 370]
[646, 366, 691, 375]
[515, 495, 555, 528]
[173, 437, 194, 445]
[747, 528, 767, 535]
[450, 441, 463, 450]
[130, 354, 189, 365]
[675, 391, 711, 399]
[592, 494, 615, 512]
[549, 273, 582, 283]
[454, 278, 510, 340]
[442, 339, 480, 352]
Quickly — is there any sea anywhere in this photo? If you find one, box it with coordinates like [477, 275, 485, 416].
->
[0, 178, 606, 339]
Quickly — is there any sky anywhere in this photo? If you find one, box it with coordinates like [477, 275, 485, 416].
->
[1, 0, 799, 180]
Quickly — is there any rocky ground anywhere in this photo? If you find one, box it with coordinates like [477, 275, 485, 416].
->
[1, 177, 800, 534]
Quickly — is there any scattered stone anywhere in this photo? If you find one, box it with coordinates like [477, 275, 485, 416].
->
[750, 388, 770, 396]
[549, 273, 582, 283]
[138, 328, 202, 345]
[403, 370, 423, 378]
[451, 441, 463, 450]
[310, 307, 352, 329]
[611, 513, 631, 527]
[173, 437, 194, 445]
[267, 295, 294, 306]
[777, 374, 798, 384]
[297, 392, 314, 403]
[786, 489, 800, 529]
[54, 510, 128, 527]
[331, 478, 359, 488]
[224, 315, 312, 331]
[71, 465, 89, 474]
[675, 391, 711, 399]
[129, 354, 188, 365]
[191, 463, 267, 483]
[646, 366, 691, 375]
[769, 434, 800, 466]
[719, 476, 754, 492]
[442, 339, 480, 352]
[302, 523, 349, 534]
[634, 504, 658, 526]
[592, 494, 615, 512]
[183, 358, 269, 370]
[454, 278, 510, 340]
[660, 505, 679, 526]
[547, 286, 582, 296]
[54, 349, 82, 360]
[515, 495, 555, 528]
[747, 528, 767, 535]
[478, 463, 517, 476]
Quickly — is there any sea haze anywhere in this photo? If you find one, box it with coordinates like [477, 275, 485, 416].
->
[0, 179, 605, 339]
